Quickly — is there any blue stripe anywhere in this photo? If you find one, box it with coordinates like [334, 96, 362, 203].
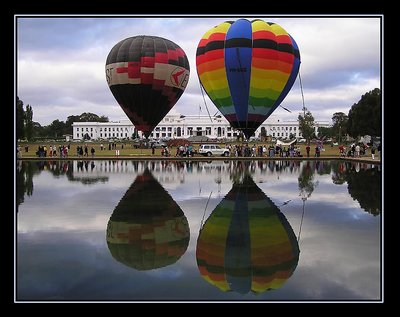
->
[225, 19, 252, 123]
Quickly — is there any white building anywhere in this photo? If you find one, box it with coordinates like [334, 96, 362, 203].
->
[72, 110, 330, 141]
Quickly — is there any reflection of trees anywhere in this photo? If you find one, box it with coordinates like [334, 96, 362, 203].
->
[346, 167, 381, 216]
[331, 161, 347, 185]
[16, 160, 110, 211]
[331, 162, 381, 216]
[298, 161, 318, 199]
[16, 161, 40, 210]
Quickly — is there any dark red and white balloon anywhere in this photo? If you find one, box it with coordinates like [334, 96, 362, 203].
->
[106, 36, 190, 138]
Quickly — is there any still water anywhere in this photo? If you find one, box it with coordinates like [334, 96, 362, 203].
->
[16, 160, 382, 302]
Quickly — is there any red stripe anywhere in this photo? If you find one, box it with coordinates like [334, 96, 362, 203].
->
[252, 48, 294, 64]
[176, 48, 185, 58]
[204, 49, 224, 60]
[141, 73, 153, 85]
[152, 79, 165, 91]
[168, 49, 178, 61]
[276, 34, 292, 44]
[197, 38, 209, 48]
[141, 56, 155, 68]
[155, 52, 168, 64]
[252, 30, 276, 40]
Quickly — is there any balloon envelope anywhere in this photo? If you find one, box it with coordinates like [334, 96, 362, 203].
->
[106, 36, 190, 138]
[196, 19, 300, 139]
[196, 174, 299, 294]
[107, 169, 190, 270]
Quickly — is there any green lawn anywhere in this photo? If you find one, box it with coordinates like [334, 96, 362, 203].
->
[16, 141, 366, 158]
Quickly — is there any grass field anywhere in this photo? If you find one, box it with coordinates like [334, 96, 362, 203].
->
[16, 141, 376, 159]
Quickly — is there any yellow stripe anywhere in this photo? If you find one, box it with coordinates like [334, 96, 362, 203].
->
[202, 22, 231, 39]
[250, 77, 286, 91]
[251, 19, 289, 36]
[251, 68, 290, 82]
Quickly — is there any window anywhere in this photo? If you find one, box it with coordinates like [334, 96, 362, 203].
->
[86, 128, 89, 131]
[100, 128, 102, 132]
[91, 133, 93, 137]
[91, 128, 93, 131]
[167, 127, 172, 131]
[77, 133, 79, 137]
[77, 128, 79, 131]
[100, 133, 102, 137]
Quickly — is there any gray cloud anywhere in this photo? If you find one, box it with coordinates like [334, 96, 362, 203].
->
[17, 16, 381, 126]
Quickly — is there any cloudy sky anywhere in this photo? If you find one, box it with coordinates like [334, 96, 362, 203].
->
[16, 15, 381, 126]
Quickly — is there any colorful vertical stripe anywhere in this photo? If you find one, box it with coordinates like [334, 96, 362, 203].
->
[196, 174, 299, 294]
[196, 19, 300, 139]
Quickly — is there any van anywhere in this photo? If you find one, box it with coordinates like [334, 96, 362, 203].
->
[198, 144, 230, 157]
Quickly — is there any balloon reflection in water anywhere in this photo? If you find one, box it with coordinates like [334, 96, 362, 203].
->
[107, 169, 190, 270]
[196, 174, 299, 294]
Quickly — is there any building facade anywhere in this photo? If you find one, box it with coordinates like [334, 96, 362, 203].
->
[72, 111, 330, 141]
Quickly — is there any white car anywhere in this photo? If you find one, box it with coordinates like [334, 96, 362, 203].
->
[198, 144, 230, 157]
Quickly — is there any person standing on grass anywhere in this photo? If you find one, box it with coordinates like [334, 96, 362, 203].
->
[91, 147, 95, 157]
[306, 144, 310, 157]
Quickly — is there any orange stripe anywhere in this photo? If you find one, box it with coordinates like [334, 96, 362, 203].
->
[252, 58, 292, 74]
[197, 58, 225, 75]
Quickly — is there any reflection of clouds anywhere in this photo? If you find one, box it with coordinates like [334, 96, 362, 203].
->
[17, 160, 381, 301]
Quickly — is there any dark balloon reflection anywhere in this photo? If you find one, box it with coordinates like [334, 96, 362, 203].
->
[106, 169, 190, 270]
[196, 173, 299, 294]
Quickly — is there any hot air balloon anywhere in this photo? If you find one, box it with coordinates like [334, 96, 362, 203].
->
[105, 36, 190, 138]
[106, 169, 190, 270]
[196, 19, 300, 139]
[196, 173, 299, 294]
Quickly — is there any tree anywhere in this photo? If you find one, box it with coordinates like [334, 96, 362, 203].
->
[347, 88, 381, 138]
[47, 119, 67, 139]
[25, 104, 34, 141]
[17, 97, 25, 140]
[317, 127, 334, 139]
[298, 110, 315, 143]
[332, 112, 348, 142]
[65, 112, 109, 134]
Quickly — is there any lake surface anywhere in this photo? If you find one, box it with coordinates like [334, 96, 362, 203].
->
[16, 160, 382, 302]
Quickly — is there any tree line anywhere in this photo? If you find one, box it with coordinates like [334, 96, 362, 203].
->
[17, 87, 381, 142]
[16, 96, 109, 141]
[298, 88, 381, 143]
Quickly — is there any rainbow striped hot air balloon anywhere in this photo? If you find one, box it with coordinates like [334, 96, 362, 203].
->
[106, 169, 190, 270]
[196, 174, 299, 294]
[196, 19, 300, 139]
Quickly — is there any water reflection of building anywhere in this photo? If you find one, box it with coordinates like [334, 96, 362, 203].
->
[106, 169, 190, 270]
[196, 173, 299, 294]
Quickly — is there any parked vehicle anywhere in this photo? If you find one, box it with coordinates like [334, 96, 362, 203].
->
[198, 144, 230, 157]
